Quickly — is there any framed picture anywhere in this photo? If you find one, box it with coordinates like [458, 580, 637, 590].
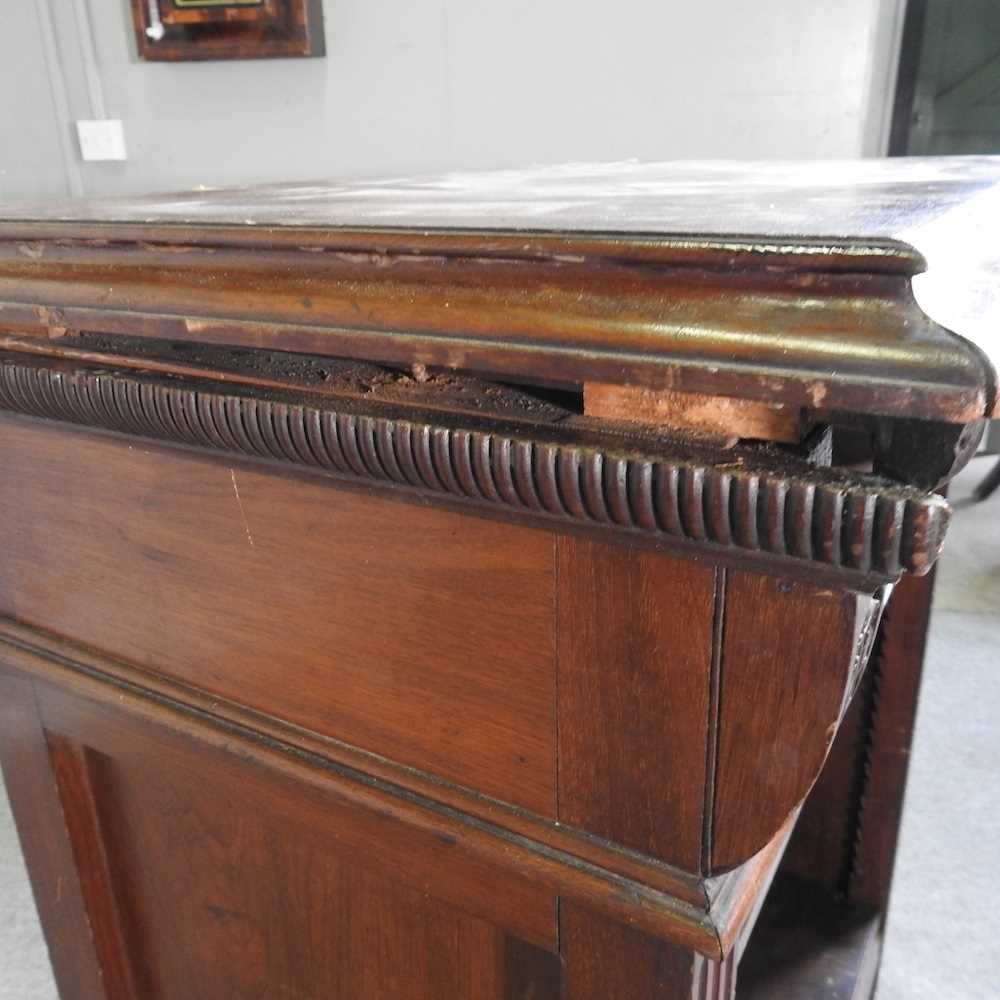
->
[130, 0, 325, 61]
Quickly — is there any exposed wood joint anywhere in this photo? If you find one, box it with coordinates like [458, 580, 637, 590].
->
[702, 568, 728, 874]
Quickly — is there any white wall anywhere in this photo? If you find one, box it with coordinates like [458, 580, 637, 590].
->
[2, 0, 905, 201]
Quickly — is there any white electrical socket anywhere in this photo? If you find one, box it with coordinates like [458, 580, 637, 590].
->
[76, 120, 127, 162]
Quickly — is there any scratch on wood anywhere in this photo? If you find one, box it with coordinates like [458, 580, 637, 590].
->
[229, 469, 255, 548]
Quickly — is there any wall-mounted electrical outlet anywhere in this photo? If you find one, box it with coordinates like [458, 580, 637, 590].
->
[76, 120, 127, 162]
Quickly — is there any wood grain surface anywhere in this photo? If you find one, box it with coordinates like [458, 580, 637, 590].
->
[0, 416, 556, 813]
[37, 680, 558, 955]
[557, 537, 718, 871]
[0, 675, 106, 1000]
[560, 903, 735, 1000]
[709, 573, 873, 871]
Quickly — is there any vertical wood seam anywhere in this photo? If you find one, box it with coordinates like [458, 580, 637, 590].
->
[702, 568, 728, 874]
[553, 533, 562, 953]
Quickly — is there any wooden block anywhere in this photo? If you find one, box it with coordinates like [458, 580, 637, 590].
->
[556, 537, 717, 872]
[584, 383, 802, 442]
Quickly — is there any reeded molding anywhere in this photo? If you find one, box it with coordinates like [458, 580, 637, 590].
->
[0, 355, 949, 578]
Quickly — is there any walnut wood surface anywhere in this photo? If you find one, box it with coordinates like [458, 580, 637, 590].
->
[11, 625, 796, 963]
[0, 676, 106, 1000]
[561, 903, 736, 1000]
[0, 416, 557, 814]
[0, 413, 891, 881]
[556, 539, 717, 871]
[37, 679, 558, 955]
[46, 738, 140, 999]
[0, 613, 723, 917]
[710, 574, 878, 872]
[31, 680, 560, 998]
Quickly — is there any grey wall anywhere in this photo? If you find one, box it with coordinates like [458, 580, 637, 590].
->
[3, 0, 905, 201]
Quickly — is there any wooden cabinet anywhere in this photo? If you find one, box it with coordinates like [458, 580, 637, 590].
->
[0, 160, 996, 998]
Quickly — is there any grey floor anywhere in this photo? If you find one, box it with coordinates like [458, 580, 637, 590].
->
[1, 457, 999, 999]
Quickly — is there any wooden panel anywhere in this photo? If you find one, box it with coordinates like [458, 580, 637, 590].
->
[777, 687, 870, 890]
[560, 903, 735, 1000]
[33, 682, 561, 998]
[556, 537, 717, 871]
[0, 673, 106, 1000]
[35, 673, 557, 953]
[710, 572, 867, 871]
[3, 621, 729, 954]
[776, 555, 924, 894]
[0, 416, 556, 814]
[46, 737, 141, 999]
[96, 760, 552, 999]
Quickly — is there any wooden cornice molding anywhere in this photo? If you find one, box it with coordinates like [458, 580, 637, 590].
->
[0, 222, 990, 426]
[0, 352, 950, 580]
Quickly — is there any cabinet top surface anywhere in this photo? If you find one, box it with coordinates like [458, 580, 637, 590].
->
[1, 157, 998, 424]
[1, 156, 996, 246]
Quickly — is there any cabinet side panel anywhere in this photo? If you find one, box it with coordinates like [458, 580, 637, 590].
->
[711, 572, 865, 871]
[556, 537, 716, 871]
[0, 416, 556, 814]
[32, 681, 560, 999]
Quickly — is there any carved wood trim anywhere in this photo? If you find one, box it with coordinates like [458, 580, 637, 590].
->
[0, 220, 990, 426]
[845, 569, 936, 907]
[0, 354, 949, 578]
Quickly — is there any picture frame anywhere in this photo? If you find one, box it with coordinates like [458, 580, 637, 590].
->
[130, 0, 325, 61]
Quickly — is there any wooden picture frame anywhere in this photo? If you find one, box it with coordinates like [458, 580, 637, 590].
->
[130, 0, 325, 61]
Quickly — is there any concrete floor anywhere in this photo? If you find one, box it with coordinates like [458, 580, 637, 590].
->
[1, 457, 998, 999]
[876, 455, 1000, 1000]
